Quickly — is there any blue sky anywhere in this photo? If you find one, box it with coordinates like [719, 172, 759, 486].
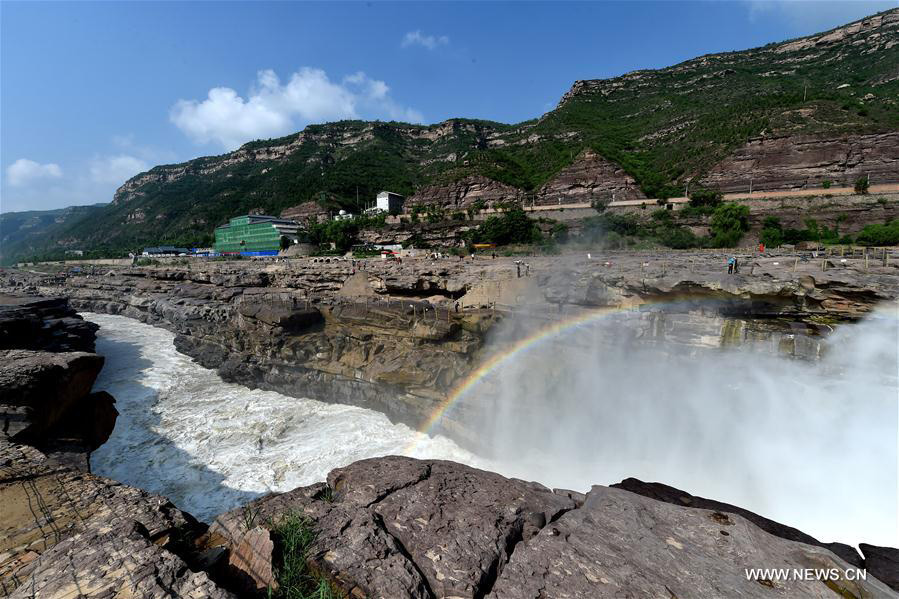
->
[1, 0, 895, 213]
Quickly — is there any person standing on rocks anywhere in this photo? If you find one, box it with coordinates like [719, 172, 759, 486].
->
[516, 261, 521, 278]
[727, 256, 735, 274]
[733, 256, 740, 274]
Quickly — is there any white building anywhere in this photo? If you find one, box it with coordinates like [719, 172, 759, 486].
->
[376, 191, 405, 215]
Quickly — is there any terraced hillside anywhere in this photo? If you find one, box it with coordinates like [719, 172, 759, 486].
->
[3, 8, 897, 264]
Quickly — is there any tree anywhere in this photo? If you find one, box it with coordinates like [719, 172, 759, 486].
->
[470, 207, 541, 245]
[856, 220, 899, 246]
[590, 196, 610, 214]
[279, 235, 291, 251]
[709, 203, 750, 247]
[689, 187, 724, 208]
[759, 217, 784, 248]
[855, 176, 870, 195]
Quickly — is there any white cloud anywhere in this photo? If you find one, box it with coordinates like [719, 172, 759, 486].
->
[401, 30, 449, 50]
[744, 0, 895, 31]
[170, 68, 423, 150]
[6, 159, 62, 187]
[89, 154, 150, 184]
[2, 138, 172, 213]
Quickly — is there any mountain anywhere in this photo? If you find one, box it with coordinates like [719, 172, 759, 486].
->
[0, 204, 108, 264]
[6, 9, 899, 264]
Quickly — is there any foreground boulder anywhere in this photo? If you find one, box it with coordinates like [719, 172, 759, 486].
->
[612, 478, 863, 566]
[208, 457, 897, 598]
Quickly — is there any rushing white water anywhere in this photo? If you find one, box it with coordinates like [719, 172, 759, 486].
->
[85, 313, 489, 522]
[458, 307, 899, 548]
[85, 309, 897, 548]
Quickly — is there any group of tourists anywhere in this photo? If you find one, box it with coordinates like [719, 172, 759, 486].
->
[727, 255, 740, 274]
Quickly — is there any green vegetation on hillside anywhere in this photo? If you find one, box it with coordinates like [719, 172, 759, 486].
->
[856, 220, 899, 245]
[467, 206, 542, 246]
[5, 9, 897, 263]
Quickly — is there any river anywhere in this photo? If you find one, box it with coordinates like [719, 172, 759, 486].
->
[84, 312, 489, 523]
[84, 310, 897, 548]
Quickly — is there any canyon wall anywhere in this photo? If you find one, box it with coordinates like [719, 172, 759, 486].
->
[2, 270, 898, 597]
[702, 132, 899, 193]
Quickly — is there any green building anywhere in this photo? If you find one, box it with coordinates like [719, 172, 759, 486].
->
[213, 215, 303, 255]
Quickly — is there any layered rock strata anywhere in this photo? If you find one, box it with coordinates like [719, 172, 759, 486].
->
[3, 254, 896, 444]
[703, 132, 899, 193]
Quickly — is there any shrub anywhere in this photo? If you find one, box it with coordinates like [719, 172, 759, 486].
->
[759, 216, 784, 248]
[677, 203, 716, 218]
[279, 235, 291, 251]
[466, 199, 486, 220]
[822, 180, 832, 189]
[854, 177, 870, 194]
[689, 187, 724, 208]
[656, 226, 703, 249]
[855, 220, 899, 246]
[551, 222, 569, 243]
[469, 207, 541, 245]
[591, 197, 610, 213]
[709, 203, 750, 247]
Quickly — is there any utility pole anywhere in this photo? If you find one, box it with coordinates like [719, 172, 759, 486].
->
[803, 83, 807, 102]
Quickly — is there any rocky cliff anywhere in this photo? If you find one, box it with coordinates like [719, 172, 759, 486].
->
[702, 131, 899, 193]
[206, 456, 898, 598]
[4, 252, 897, 448]
[1, 276, 898, 597]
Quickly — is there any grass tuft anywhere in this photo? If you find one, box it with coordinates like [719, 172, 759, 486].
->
[271, 513, 343, 599]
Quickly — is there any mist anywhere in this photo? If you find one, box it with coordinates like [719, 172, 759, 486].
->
[454, 305, 899, 547]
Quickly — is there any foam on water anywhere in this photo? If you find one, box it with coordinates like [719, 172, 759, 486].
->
[85, 313, 489, 522]
[84, 309, 897, 548]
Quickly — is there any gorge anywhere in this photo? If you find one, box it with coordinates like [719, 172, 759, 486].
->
[2, 252, 898, 597]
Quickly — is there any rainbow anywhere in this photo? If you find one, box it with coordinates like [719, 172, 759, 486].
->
[404, 302, 659, 453]
[402, 296, 899, 454]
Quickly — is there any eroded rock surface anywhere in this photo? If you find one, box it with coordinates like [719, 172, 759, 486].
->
[208, 457, 898, 598]
[489, 485, 894, 599]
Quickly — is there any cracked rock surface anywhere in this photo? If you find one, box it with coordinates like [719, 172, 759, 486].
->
[209, 457, 898, 598]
